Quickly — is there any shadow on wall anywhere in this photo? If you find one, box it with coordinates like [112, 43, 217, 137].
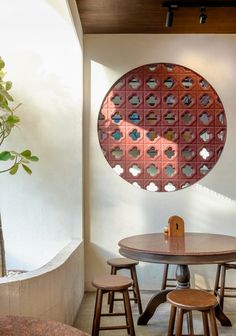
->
[85, 242, 165, 292]
[85, 242, 126, 291]
[191, 264, 217, 291]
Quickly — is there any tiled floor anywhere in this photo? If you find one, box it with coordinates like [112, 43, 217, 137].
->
[74, 291, 236, 335]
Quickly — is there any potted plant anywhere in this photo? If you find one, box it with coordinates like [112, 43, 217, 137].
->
[0, 57, 39, 276]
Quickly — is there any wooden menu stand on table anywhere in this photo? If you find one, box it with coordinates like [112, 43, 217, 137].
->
[168, 215, 185, 237]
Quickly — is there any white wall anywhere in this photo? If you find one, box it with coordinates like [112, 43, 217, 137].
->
[84, 34, 236, 290]
[0, 0, 83, 270]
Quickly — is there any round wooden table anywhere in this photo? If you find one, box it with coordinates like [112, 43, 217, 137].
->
[119, 232, 236, 327]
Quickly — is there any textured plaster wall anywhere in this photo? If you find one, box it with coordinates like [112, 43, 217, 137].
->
[84, 34, 236, 290]
[0, 240, 84, 324]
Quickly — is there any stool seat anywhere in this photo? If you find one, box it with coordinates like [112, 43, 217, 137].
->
[168, 289, 218, 310]
[107, 257, 139, 267]
[167, 289, 219, 336]
[92, 275, 132, 291]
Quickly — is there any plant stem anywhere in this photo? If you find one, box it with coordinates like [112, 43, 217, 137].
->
[0, 213, 7, 277]
[0, 156, 18, 174]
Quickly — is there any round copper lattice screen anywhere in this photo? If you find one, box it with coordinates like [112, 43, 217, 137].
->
[97, 63, 227, 192]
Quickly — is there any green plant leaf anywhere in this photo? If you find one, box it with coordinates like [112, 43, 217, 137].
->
[0, 151, 11, 161]
[21, 158, 30, 164]
[0, 89, 14, 102]
[0, 88, 11, 99]
[9, 164, 18, 175]
[0, 70, 5, 78]
[0, 100, 11, 112]
[0, 59, 5, 70]
[7, 115, 20, 124]
[22, 164, 32, 175]
[5, 81, 12, 91]
[29, 156, 39, 162]
[21, 150, 31, 158]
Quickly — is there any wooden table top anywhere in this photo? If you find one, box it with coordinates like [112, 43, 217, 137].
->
[119, 232, 236, 265]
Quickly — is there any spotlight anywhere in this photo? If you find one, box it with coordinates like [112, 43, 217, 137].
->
[165, 7, 174, 27]
[199, 7, 207, 24]
[165, 5, 177, 27]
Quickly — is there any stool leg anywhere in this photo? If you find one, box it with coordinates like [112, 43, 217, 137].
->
[122, 290, 130, 335]
[175, 308, 184, 336]
[123, 289, 136, 336]
[214, 264, 221, 297]
[123, 289, 130, 335]
[219, 265, 226, 310]
[92, 289, 103, 336]
[108, 267, 117, 312]
[130, 265, 143, 314]
[108, 266, 116, 305]
[187, 311, 194, 335]
[202, 311, 210, 336]
[208, 309, 219, 336]
[167, 305, 176, 336]
[161, 264, 169, 290]
[130, 267, 138, 303]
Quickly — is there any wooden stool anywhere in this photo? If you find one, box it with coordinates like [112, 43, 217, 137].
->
[214, 263, 236, 309]
[167, 289, 218, 336]
[92, 275, 136, 336]
[107, 257, 143, 314]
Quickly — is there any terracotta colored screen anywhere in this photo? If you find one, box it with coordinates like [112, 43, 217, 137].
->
[98, 63, 227, 192]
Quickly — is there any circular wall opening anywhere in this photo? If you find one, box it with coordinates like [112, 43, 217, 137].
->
[98, 63, 227, 192]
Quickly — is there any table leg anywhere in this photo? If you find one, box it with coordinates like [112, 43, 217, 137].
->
[137, 289, 171, 325]
[176, 264, 190, 289]
[214, 304, 232, 326]
[138, 264, 190, 325]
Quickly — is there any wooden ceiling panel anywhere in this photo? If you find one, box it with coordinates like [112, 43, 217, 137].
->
[76, 0, 236, 34]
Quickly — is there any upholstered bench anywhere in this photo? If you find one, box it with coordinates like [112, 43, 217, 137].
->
[0, 315, 89, 336]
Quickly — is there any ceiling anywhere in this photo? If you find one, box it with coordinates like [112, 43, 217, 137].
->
[76, 0, 236, 34]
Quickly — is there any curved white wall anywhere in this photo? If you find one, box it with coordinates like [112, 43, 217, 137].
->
[0, 0, 83, 270]
[0, 240, 84, 324]
[84, 34, 236, 290]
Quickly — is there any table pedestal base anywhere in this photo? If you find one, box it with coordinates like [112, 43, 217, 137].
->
[138, 264, 232, 327]
[138, 289, 171, 325]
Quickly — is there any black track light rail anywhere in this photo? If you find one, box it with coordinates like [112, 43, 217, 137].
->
[162, 1, 236, 7]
